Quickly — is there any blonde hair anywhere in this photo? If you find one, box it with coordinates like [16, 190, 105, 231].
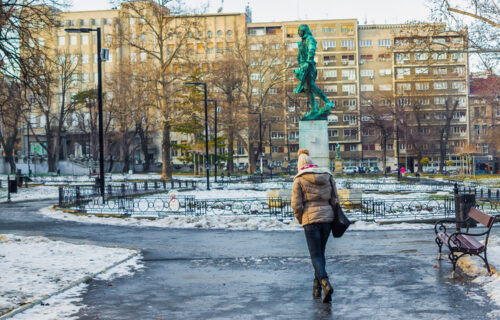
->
[297, 149, 314, 171]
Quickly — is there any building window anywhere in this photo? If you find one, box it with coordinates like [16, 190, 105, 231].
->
[322, 27, 335, 33]
[140, 52, 147, 62]
[328, 114, 338, 124]
[378, 39, 391, 47]
[323, 40, 336, 49]
[341, 69, 356, 80]
[434, 82, 447, 90]
[415, 82, 429, 90]
[397, 83, 411, 94]
[81, 54, 89, 64]
[379, 69, 391, 76]
[70, 35, 77, 45]
[346, 144, 357, 151]
[379, 84, 392, 91]
[323, 69, 337, 79]
[250, 43, 263, 50]
[130, 52, 137, 63]
[362, 128, 375, 136]
[434, 67, 448, 75]
[328, 129, 338, 137]
[58, 36, 65, 46]
[362, 144, 375, 151]
[432, 52, 447, 60]
[81, 35, 88, 45]
[415, 67, 429, 75]
[129, 17, 136, 25]
[360, 84, 374, 92]
[341, 40, 354, 49]
[342, 84, 356, 95]
[435, 97, 446, 105]
[324, 85, 337, 93]
[359, 40, 372, 47]
[415, 53, 428, 61]
[360, 69, 374, 78]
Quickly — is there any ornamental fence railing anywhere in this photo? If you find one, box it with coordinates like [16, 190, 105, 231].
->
[58, 179, 198, 207]
[63, 194, 481, 222]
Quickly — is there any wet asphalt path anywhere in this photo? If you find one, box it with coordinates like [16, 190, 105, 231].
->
[1, 200, 499, 319]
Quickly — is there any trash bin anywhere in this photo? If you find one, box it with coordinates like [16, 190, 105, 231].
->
[8, 179, 18, 193]
[455, 194, 476, 229]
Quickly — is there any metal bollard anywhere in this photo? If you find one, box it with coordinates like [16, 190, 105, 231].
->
[76, 186, 81, 205]
[58, 187, 63, 206]
[144, 181, 148, 191]
[107, 184, 112, 196]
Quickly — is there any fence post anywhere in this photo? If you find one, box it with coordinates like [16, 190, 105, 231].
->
[497, 189, 499, 200]
[488, 189, 491, 199]
[133, 182, 137, 192]
[154, 181, 158, 190]
[76, 186, 81, 206]
[481, 188, 484, 198]
[58, 187, 63, 206]
[107, 184, 112, 196]
[121, 183, 126, 196]
[178, 181, 181, 188]
[171, 180, 174, 188]
[163, 181, 166, 190]
[144, 181, 148, 191]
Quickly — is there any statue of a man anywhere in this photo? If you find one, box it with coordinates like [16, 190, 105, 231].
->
[294, 24, 333, 120]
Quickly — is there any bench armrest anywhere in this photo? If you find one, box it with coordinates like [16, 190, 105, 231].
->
[434, 218, 470, 234]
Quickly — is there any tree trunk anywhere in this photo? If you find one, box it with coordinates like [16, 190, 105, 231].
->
[381, 135, 387, 176]
[161, 120, 172, 180]
[4, 152, 16, 174]
[416, 151, 423, 173]
[227, 131, 234, 174]
[248, 143, 256, 174]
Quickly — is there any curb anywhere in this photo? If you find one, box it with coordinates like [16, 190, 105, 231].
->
[0, 250, 140, 319]
[0, 197, 58, 204]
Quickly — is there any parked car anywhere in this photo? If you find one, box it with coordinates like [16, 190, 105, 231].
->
[368, 167, 381, 173]
[424, 168, 438, 174]
[344, 166, 359, 174]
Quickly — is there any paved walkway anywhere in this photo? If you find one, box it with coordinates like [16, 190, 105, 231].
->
[1, 200, 499, 319]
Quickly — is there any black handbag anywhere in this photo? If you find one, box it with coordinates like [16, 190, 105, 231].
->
[331, 203, 351, 238]
[329, 179, 351, 238]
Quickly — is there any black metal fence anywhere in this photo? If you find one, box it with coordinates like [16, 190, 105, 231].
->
[344, 181, 453, 192]
[356, 198, 456, 220]
[457, 186, 500, 202]
[58, 179, 198, 207]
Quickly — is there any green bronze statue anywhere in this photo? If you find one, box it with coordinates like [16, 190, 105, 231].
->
[294, 24, 333, 120]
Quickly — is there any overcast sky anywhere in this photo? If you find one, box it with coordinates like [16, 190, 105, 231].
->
[69, 0, 432, 24]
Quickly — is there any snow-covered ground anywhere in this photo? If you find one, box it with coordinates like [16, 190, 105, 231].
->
[0, 185, 60, 202]
[0, 234, 143, 318]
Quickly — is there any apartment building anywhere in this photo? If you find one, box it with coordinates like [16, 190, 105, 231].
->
[23, 2, 477, 173]
[469, 73, 500, 172]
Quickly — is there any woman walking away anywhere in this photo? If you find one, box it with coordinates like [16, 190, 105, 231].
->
[292, 149, 338, 303]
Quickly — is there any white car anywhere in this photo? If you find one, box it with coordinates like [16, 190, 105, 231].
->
[344, 166, 358, 174]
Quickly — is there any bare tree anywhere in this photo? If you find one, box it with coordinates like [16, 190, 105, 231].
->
[26, 50, 79, 172]
[361, 93, 394, 175]
[427, 0, 499, 70]
[210, 55, 245, 174]
[0, 77, 24, 172]
[232, 33, 289, 173]
[113, 0, 202, 180]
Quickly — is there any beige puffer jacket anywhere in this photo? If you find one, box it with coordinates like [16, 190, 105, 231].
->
[291, 167, 338, 226]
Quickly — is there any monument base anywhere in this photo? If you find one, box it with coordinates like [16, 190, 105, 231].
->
[299, 120, 329, 169]
[334, 160, 343, 174]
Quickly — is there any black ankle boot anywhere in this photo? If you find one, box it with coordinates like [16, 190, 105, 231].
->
[320, 278, 333, 303]
[313, 279, 321, 298]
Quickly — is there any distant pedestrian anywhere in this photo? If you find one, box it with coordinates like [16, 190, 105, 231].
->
[292, 149, 337, 303]
[401, 167, 406, 177]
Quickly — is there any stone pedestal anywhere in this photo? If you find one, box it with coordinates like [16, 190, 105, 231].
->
[334, 160, 343, 174]
[299, 120, 329, 168]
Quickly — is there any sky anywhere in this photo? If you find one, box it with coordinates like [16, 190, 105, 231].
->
[69, 0, 432, 24]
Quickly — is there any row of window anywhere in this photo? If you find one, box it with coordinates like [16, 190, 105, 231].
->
[395, 52, 465, 63]
[395, 66, 465, 77]
[396, 81, 466, 93]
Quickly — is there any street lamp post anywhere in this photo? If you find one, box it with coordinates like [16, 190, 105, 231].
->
[208, 100, 219, 182]
[249, 112, 263, 183]
[185, 82, 210, 190]
[396, 123, 401, 181]
[268, 122, 272, 179]
[65, 27, 105, 200]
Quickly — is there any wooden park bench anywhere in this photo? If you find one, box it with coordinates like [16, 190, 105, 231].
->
[434, 207, 499, 278]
